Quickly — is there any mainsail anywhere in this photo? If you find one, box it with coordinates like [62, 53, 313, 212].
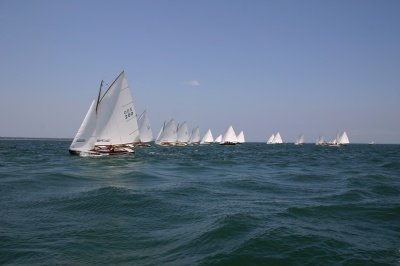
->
[176, 121, 190, 144]
[295, 134, 304, 145]
[200, 129, 214, 144]
[138, 110, 153, 143]
[272, 132, 283, 144]
[267, 134, 275, 144]
[189, 127, 200, 144]
[94, 71, 140, 146]
[338, 131, 350, 145]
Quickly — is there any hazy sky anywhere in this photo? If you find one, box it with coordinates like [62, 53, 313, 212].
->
[1, 0, 399, 143]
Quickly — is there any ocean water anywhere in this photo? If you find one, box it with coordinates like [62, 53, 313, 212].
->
[0, 140, 399, 265]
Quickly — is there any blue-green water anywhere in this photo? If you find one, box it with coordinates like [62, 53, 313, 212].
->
[0, 140, 399, 265]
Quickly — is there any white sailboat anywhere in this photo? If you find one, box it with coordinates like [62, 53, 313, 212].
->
[316, 136, 325, 145]
[221, 125, 237, 145]
[137, 110, 153, 144]
[236, 131, 245, 144]
[189, 127, 200, 144]
[176, 121, 190, 145]
[267, 134, 275, 144]
[294, 134, 304, 145]
[214, 134, 222, 143]
[200, 129, 214, 144]
[155, 119, 177, 146]
[69, 71, 138, 155]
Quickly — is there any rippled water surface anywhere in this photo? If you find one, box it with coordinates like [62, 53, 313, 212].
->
[0, 140, 399, 265]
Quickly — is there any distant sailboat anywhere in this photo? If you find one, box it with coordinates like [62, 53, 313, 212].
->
[69, 71, 138, 155]
[236, 131, 245, 144]
[189, 127, 200, 144]
[137, 110, 153, 144]
[200, 129, 214, 144]
[316, 136, 326, 145]
[214, 134, 222, 143]
[221, 126, 237, 145]
[155, 119, 177, 146]
[176, 121, 190, 145]
[294, 134, 304, 145]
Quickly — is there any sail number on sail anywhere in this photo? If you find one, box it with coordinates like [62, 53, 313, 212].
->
[124, 107, 134, 120]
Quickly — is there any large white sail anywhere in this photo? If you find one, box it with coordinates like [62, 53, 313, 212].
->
[156, 119, 177, 145]
[295, 134, 304, 145]
[69, 100, 97, 152]
[221, 125, 237, 144]
[138, 110, 153, 143]
[200, 129, 214, 144]
[189, 127, 200, 144]
[237, 131, 245, 143]
[214, 134, 222, 143]
[95, 71, 140, 146]
[273, 132, 283, 144]
[176, 121, 190, 144]
[267, 134, 275, 144]
[338, 131, 350, 144]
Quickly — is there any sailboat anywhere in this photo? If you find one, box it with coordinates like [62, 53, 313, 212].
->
[155, 119, 177, 146]
[200, 129, 214, 144]
[236, 131, 245, 144]
[316, 136, 326, 145]
[188, 127, 200, 144]
[69, 71, 138, 156]
[176, 121, 190, 146]
[137, 110, 153, 146]
[214, 134, 222, 144]
[221, 125, 237, 145]
[294, 134, 304, 145]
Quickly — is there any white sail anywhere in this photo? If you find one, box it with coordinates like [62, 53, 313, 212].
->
[176, 121, 190, 144]
[338, 131, 350, 144]
[200, 129, 214, 144]
[273, 132, 283, 144]
[69, 100, 97, 152]
[236, 131, 245, 143]
[156, 119, 177, 145]
[221, 125, 237, 144]
[138, 110, 153, 143]
[267, 134, 275, 144]
[155, 122, 165, 145]
[214, 134, 222, 143]
[189, 127, 200, 144]
[95, 71, 140, 146]
[295, 134, 304, 145]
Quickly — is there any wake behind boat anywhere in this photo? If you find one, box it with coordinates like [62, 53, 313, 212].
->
[69, 71, 139, 156]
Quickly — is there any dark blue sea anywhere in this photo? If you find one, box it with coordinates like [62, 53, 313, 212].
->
[0, 140, 399, 265]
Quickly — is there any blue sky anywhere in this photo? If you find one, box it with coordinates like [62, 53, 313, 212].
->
[0, 0, 399, 143]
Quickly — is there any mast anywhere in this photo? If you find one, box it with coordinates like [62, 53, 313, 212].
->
[95, 80, 103, 114]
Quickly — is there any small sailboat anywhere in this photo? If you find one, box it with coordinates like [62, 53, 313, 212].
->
[214, 134, 222, 144]
[200, 129, 214, 144]
[176, 121, 190, 146]
[221, 125, 237, 145]
[155, 119, 177, 146]
[294, 134, 304, 145]
[137, 110, 153, 146]
[69, 71, 138, 156]
[188, 127, 200, 144]
[236, 131, 245, 144]
[316, 136, 326, 145]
